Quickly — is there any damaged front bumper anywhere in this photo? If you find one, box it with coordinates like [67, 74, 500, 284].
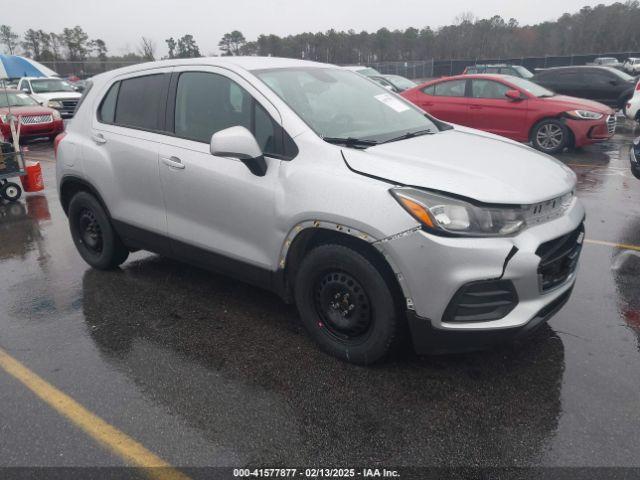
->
[377, 197, 586, 353]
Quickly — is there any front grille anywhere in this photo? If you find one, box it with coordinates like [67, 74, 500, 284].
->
[536, 223, 584, 292]
[607, 115, 616, 135]
[19, 114, 53, 125]
[443, 280, 518, 323]
[60, 99, 78, 108]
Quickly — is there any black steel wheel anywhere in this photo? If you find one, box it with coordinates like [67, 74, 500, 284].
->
[313, 270, 373, 343]
[1, 182, 22, 202]
[295, 244, 401, 365]
[68, 191, 129, 270]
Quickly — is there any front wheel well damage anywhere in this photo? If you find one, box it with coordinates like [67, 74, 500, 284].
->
[282, 228, 406, 310]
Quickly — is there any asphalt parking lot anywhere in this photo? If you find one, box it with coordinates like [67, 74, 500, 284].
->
[1, 124, 640, 477]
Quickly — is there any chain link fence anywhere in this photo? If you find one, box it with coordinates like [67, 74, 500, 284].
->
[370, 51, 640, 80]
[34, 51, 640, 80]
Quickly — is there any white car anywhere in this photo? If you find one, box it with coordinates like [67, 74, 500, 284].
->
[17, 77, 82, 118]
[624, 58, 640, 75]
[625, 79, 640, 122]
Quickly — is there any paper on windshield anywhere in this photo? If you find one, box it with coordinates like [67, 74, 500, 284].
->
[374, 93, 410, 113]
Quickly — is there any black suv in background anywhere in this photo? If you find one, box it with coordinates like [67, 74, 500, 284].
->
[532, 66, 636, 109]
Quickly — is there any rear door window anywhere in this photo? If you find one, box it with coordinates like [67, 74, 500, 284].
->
[114, 74, 166, 131]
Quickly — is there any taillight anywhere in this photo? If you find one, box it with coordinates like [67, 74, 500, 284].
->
[636, 81, 640, 91]
[53, 132, 67, 158]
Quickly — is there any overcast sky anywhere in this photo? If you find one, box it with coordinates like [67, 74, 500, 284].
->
[5, 0, 617, 56]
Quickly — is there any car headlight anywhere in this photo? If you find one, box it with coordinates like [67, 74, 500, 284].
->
[391, 187, 527, 236]
[47, 100, 63, 109]
[565, 110, 603, 120]
[52, 109, 62, 120]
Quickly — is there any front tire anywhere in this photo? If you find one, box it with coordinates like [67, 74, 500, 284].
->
[68, 191, 129, 270]
[294, 244, 401, 365]
[531, 119, 569, 154]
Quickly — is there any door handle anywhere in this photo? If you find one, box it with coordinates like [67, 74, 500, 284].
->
[91, 133, 106, 144]
[422, 102, 434, 107]
[470, 105, 483, 110]
[161, 156, 185, 170]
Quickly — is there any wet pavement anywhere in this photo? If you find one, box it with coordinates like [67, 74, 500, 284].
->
[0, 124, 640, 474]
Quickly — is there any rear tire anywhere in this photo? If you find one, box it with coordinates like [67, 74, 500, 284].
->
[294, 244, 401, 365]
[531, 119, 569, 154]
[68, 191, 129, 270]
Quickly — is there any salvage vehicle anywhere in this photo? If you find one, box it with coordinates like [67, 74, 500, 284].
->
[401, 74, 615, 154]
[0, 89, 64, 142]
[625, 78, 640, 122]
[17, 77, 82, 118]
[56, 57, 584, 364]
[532, 66, 635, 110]
[463, 64, 534, 79]
[591, 57, 622, 68]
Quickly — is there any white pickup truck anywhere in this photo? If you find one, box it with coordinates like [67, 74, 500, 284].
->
[18, 77, 82, 118]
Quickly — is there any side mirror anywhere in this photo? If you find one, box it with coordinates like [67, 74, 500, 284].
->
[210, 126, 267, 177]
[505, 89, 523, 101]
[21, 87, 30, 93]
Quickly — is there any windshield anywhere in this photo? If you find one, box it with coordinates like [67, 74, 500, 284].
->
[254, 67, 439, 143]
[505, 76, 555, 97]
[0, 92, 39, 108]
[30, 79, 76, 93]
[512, 65, 534, 79]
[386, 75, 417, 90]
[356, 67, 381, 77]
[608, 68, 634, 81]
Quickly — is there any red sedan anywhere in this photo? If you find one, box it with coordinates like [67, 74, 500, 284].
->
[0, 89, 64, 142]
[401, 74, 616, 154]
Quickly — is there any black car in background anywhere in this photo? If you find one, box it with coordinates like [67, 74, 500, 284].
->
[532, 66, 636, 109]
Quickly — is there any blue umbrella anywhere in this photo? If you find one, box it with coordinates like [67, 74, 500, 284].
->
[0, 55, 58, 79]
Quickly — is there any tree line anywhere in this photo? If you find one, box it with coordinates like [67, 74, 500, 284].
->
[2, 1, 640, 74]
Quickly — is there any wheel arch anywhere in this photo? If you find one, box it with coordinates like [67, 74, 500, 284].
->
[59, 175, 110, 217]
[280, 222, 413, 311]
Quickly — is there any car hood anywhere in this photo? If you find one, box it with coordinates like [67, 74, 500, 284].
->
[31, 92, 81, 101]
[0, 106, 55, 116]
[342, 126, 577, 205]
[540, 95, 614, 114]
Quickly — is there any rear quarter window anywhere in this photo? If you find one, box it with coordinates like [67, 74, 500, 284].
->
[98, 82, 119, 123]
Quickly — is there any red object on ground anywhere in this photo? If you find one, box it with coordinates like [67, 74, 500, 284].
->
[401, 74, 615, 148]
[20, 161, 44, 192]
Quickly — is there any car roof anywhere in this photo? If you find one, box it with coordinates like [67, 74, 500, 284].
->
[467, 64, 513, 68]
[91, 56, 332, 83]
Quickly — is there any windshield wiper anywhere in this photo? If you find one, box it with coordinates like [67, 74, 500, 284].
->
[380, 129, 434, 144]
[322, 137, 379, 149]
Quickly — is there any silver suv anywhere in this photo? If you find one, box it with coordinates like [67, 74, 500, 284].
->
[56, 57, 585, 364]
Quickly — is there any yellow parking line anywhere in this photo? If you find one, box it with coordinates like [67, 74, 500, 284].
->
[585, 239, 640, 252]
[0, 347, 190, 480]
